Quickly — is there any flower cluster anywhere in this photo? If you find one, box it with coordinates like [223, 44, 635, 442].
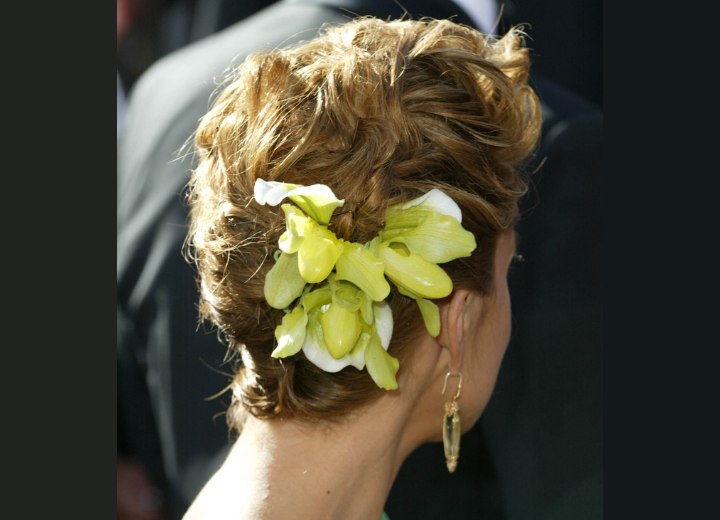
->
[254, 179, 476, 390]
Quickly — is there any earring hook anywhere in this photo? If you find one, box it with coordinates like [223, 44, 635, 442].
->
[441, 372, 463, 401]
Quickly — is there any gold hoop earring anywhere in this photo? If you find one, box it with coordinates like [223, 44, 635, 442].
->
[441, 371, 462, 473]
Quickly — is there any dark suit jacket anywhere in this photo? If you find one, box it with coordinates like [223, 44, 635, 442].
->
[484, 92, 603, 520]
[117, 1, 602, 518]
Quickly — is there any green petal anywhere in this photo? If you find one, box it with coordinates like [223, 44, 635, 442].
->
[285, 204, 315, 235]
[278, 230, 302, 254]
[416, 298, 441, 337]
[335, 242, 391, 302]
[378, 243, 453, 299]
[286, 184, 345, 225]
[381, 212, 476, 264]
[359, 293, 374, 325]
[301, 285, 332, 312]
[366, 236, 382, 257]
[264, 252, 306, 309]
[364, 331, 399, 390]
[278, 204, 309, 253]
[319, 303, 362, 359]
[383, 203, 430, 235]
[298, 233, 343, 283]
[302, 311, 352, 372]
[396, 283, 421, 300]
[332, 279, 363, 312]
[272, 306, 308, 358]
[348, 331, 370, 369]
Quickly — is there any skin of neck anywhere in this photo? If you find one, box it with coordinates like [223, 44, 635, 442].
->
[199, 334, 450, 520]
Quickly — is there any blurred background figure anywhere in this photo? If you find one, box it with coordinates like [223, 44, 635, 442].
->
[117, 455, 169, 520]
[117, 0, 281, 95]
[118, 72, 126, 140]
[117, 1, 601, 519]
[116, 0, 601, 108]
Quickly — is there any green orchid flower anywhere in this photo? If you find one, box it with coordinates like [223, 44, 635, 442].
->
[254, 178, 345, 225]
[256, 179, 475, 391]
[378, 189, 477, 337]
[335, 242, 390, 302]
[381, 188, 476, 263]
[276, 203, 344, 284]
[300, 289, 397, 389]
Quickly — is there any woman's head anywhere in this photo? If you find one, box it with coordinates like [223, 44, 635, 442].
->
[186, 17, 541, 433]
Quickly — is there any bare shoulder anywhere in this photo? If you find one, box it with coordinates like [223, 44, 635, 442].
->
[183, 461, 259, 520]
[182, 478, 219, 520]
[183, 469, 241, 520]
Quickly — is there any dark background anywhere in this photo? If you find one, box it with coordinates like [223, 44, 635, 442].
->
[501, 0, 602, 108]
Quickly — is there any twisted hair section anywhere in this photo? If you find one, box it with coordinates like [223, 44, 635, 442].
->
[186, 17, 541, 432]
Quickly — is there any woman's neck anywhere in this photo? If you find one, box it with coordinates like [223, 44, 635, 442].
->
[183, 343, 445, 520]
[212, 390, 432, 520]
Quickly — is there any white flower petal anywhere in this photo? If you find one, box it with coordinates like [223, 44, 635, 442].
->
[373, 301, 394, 350]
[253, 179, 298, 206]
[398, 188, 462, 223]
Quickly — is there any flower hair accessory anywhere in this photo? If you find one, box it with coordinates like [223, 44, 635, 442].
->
[254, 179, 477, 390]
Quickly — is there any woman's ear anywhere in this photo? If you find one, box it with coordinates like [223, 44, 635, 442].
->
[437, 288, 475, 374]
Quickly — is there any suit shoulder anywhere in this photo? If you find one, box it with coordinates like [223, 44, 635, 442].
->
[531, 74, 601, 131]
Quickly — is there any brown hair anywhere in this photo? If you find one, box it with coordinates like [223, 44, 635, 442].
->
[186, 17, 541, 433]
